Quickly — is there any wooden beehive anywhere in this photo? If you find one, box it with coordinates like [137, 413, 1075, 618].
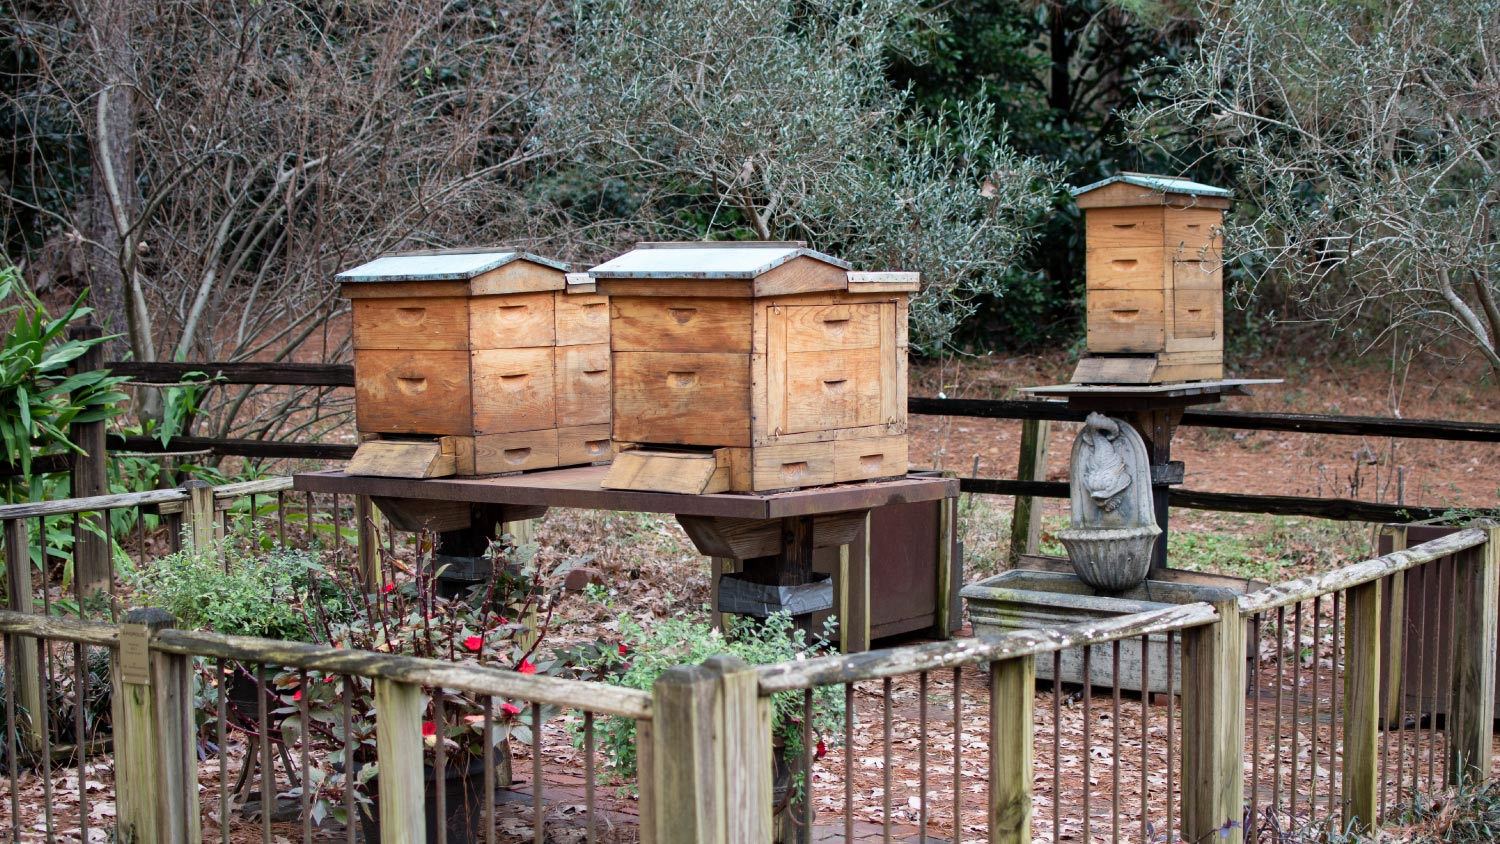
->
[1070, 173, 1231, 384]
[339, 249, 613, 478]
[591, 242, 915, 493]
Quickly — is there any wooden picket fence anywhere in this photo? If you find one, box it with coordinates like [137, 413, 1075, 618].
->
[1, 471, 1496, 843]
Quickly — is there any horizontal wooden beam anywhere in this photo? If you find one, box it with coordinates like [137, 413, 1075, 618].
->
[908, 397, 1088, 423]
[154, 628, 653, 720]
[1183, 407, 1500, 443]
[756, 601, 1220, 692]
[108, 434, 357, 461]
[908, 397, 1500, 443]
[957, 478, 1497, 524]
[0, 487, 188, 519]
[1238, 529, 1487, 615]
[210, 476, 295, 499]
[0, 609, 121, 647]
[0, 609, 653, 720]
[0, 453, 72, 478]
[106, 361, 354, 387]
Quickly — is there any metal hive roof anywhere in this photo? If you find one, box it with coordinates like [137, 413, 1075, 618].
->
[336, 250, 569, 282]
[1070, 173, 1232, 199]
[588, 243, 851, 279]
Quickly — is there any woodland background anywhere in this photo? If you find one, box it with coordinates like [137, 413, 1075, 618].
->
[3, 0, 1497, 446]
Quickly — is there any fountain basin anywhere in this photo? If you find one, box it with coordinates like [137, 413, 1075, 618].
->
[1055, 524, 1161, 591]
[960, 569, 1255, 694]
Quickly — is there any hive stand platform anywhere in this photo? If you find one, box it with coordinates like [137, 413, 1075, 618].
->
[295, 464, 960, 647]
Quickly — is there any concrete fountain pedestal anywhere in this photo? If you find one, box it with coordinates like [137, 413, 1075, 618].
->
[962, 412, 1258, 693]
[960, 568, 1252, 693]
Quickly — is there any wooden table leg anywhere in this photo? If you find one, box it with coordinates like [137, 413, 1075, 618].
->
[839, 515, 871, 653]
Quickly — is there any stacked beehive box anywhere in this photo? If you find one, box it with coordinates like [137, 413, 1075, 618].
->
[1070, 173, 1231, 384]
[339, 249, 612, 477]
[590, 242, 915, 493]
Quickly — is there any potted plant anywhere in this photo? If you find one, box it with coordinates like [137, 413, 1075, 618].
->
[575, 601, 843, 813]
[290, 539, 581, 843]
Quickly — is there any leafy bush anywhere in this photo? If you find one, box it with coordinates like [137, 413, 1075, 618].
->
[125, 534, 342, 640]
[0, 266, 127, 480]
[576, 607, 843, 793]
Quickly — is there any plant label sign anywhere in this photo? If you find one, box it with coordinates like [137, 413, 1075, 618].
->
[119, 622, 152, 686]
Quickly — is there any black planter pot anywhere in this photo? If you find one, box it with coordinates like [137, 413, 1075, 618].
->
[223, 663, 289, 736]
[359, 750, 508, 844]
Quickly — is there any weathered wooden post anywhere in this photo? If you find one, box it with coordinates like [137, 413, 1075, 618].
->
[3, 519, 43, 751]
[180, 479, 217, 552]
[1448, 524, 1499, 784]
[1342, 578, 1382, 831]
[1180, 595, 1245, 844]
[989, 655, 1035, 844]
[355, 495, 386, 590]
[374, 678, 425, 843]
[69, 323, 110, 595]
[112, 608, 200, 844]
[1008, 418, 1051, 565]
[636, 718, 658, 844]
[704, 655, 774, 844]
[650, 664, 725, 844]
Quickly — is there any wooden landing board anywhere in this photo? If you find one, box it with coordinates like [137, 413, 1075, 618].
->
[601, 448, 732, 495]
[347, 438, 457, 478]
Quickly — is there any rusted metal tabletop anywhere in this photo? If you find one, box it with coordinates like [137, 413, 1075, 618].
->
[293, 465, 957, 520]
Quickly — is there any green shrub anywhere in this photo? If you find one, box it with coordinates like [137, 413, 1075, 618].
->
[126, 535, 343, 640]
[576, 607, 843, 793]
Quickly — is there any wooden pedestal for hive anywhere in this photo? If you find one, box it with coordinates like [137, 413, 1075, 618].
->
[1071, 175, 1229, 384]
[591, 244, 912, 493]
[341, 252, 614, 478]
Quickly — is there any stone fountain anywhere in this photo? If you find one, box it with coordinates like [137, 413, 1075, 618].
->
[1055, 412, 1161, 592]
[960, 413, 1238, 693]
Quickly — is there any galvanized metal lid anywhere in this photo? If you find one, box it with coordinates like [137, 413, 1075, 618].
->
[1070, 172, 1232, 199]
[587, 242, 851, 280]
[336, 249, 569, 282]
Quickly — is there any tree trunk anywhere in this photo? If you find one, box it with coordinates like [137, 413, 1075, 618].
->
[82, 0, 134, 360]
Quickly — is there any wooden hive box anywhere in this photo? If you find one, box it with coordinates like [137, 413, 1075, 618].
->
[1070, 173, 1231, 384]
[590, 242, 915, 493]
[338, 249, 613, 478]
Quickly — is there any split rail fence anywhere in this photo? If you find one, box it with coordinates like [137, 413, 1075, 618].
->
[14, 349, 1499, 591]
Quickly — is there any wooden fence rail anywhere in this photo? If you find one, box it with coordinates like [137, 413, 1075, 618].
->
[727, 530, 1496, 844]
[0, 606, 656, 844]
[3, 519, 1496, 843]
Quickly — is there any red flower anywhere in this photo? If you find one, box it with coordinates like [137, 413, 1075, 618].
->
[292, 689, 302, 702]
[815, 739, 827, 759]
[618, 644, 628, 656]
[501, 702, 522, 716]
[421, 721, 437, 737]
[516, 659, 537, 675]
[463, 635, 483, 652]
[382, 582, 396, 594]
